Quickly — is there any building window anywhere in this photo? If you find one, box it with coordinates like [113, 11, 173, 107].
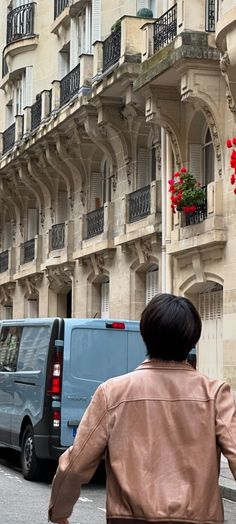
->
[145, 266, 158, 304]
[101, 280, 109, 318]
[25, 299, 39, 318]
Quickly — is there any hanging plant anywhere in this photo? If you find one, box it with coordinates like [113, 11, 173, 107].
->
[168, 167, 205, 214]
[226, 137, 236, 195]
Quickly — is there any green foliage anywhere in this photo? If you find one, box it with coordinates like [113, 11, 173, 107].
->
[136, 8, 153, 18]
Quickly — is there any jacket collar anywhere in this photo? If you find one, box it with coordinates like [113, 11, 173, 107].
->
[137, 358, 195, 372]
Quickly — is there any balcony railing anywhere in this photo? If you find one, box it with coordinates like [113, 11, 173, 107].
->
[60, 64, 80, 107]
[154, 4, 177, 52]
[51, 223, 65, 250]
[7, 3, 35, 45]
[184, 186, 208, 226]
[3, 123, 15, 154]
[23, 238, 35, 264]
[206, 0, 216, 32]
[129, 185, 151, 223]
[0, 250, 9, 273]
[31, 94, 42, 130]
[54, 0, 69, 20]
[103, 26, 121, 72]
[86, 208, 104, 239]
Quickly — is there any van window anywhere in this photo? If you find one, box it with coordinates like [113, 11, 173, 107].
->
[0, 326, 22, 372]
[17, 325, 51, 372]
[71, 328, 127, 381]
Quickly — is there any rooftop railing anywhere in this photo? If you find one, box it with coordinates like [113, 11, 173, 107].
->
[3, 123, 15, 154]
[103, 26, 121, 72]
[154, 3, 177, 52]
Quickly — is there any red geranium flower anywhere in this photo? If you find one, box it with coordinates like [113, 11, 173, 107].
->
[226, 139, 232, 148]
[180, 167, 187, 173]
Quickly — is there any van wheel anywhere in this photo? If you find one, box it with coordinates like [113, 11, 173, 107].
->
[21, 425, 41, 481]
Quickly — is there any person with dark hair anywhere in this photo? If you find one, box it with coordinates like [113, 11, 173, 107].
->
[48, 293, 236, 524]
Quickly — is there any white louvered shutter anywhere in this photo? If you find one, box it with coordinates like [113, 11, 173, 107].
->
[27, 300, 39, 318]
[27, 208, 38, 240]
[189, 144, 202, 183]
[4, 222, 12, 250]
[146, 268, 158, 304]
[101, 282, 109, 318]
[136, 0, 146, 10]
[198, 287, 223, 379]
[25, 66, 33, 106]
[137, 148, 150, 188]
[70, 17, 79, 70]
[4, 306, 13, 320]
[91, 172, 102, 209]
[92, 0, 101, 43]
[58, 192, 67, 223]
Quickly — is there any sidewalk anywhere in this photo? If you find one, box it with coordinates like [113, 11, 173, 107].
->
[220, 456, 236, 501]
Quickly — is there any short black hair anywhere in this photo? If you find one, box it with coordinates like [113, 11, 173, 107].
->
[140, 293, 202, 361]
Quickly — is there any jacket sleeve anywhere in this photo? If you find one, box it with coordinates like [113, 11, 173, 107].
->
[48, 384, 108, 523]
[215, 382, 236, 478]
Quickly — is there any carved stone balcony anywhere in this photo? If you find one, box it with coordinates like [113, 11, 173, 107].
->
[45, 221, 74, 267]
[14, 236, 41, 279]
[115, 181, 161, 248]
[74, 203, 115, 260]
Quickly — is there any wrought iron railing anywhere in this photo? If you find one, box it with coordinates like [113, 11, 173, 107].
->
[3, 123, 15, 154]
[86, 208, 104, 239]
[23, 238, 35, 263]
[31, 94, 42, 130]
[54, 0, 69, 19]
[184, 186, 208, 226]
[206, 0, 216, 32]
[129, 185, 151, 223]
[154, 3, 177, 52]
[103, 26, 121, 72]
[0, 250, 9, 273]
[60, 63, 80, 107]
[7, 3, 35, 45]
[51, 223, 65, 250]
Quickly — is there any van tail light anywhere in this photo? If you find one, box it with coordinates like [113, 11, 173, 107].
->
[49, 350, 62, 395]
[52, 409, 61, 428]
[106, 321, 125, 330]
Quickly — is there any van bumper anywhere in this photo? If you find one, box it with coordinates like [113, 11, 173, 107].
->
[34, 434, 66, 460]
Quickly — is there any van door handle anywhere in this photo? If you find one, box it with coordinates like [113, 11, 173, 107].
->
[68, 420, 80, 427]
[66, 395, 87, 401]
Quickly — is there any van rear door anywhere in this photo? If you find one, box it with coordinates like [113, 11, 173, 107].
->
[61, 320, 128, 447]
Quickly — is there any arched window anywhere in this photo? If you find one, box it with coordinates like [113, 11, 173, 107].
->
[145, 265, 158, 304]
[202, 127, 214, 185]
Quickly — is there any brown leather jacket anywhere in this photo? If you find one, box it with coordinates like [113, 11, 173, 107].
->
[48, 360, 236, 524]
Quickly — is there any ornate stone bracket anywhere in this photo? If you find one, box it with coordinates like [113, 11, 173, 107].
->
[220, 52, 236, 117]
[18, 273, 43, 298]
[0, 282, 15, 306]
[46, 263, 74, 291]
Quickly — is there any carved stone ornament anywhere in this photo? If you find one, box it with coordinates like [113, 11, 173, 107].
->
[165, 126, 181, 168]
[126, 160, 133, 185]
[46, 263, 74, 289]
[18, 273, 43, 298]
[40, 207, 45, 228]
[112, 168, 117, 191]
[0, 282, 15, 306]
[220, 52, 236, 115]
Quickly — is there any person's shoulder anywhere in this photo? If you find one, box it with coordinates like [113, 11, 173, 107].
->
[193, 370, 226, 397]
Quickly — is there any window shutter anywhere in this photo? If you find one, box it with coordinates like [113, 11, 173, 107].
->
[92, 0, 101, 43]
[101, 282, 109, 318]
[137, 148, 150, 188]
[86, 3, 92, 53]
[4, 222, 12, 250]
[27, 208, 38, 239]
[27, 300, 39, 318]
[189, 144, 202, 183]
[70, 17, 79, 70]
[146, 269, 158, 304]
[136, 0, 147, 10]
[58, 192, 68, 223]
[91, 172, 102, 209]
[4, 306, 13, 320]
[25, 66, 33, 106]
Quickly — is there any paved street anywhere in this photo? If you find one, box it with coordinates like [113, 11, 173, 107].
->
[0, 446, 236, 523]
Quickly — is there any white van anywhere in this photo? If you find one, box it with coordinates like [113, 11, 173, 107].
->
[0, 317, 146, 480]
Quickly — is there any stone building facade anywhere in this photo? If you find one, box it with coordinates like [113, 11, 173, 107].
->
[0, 0, 236, 385]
